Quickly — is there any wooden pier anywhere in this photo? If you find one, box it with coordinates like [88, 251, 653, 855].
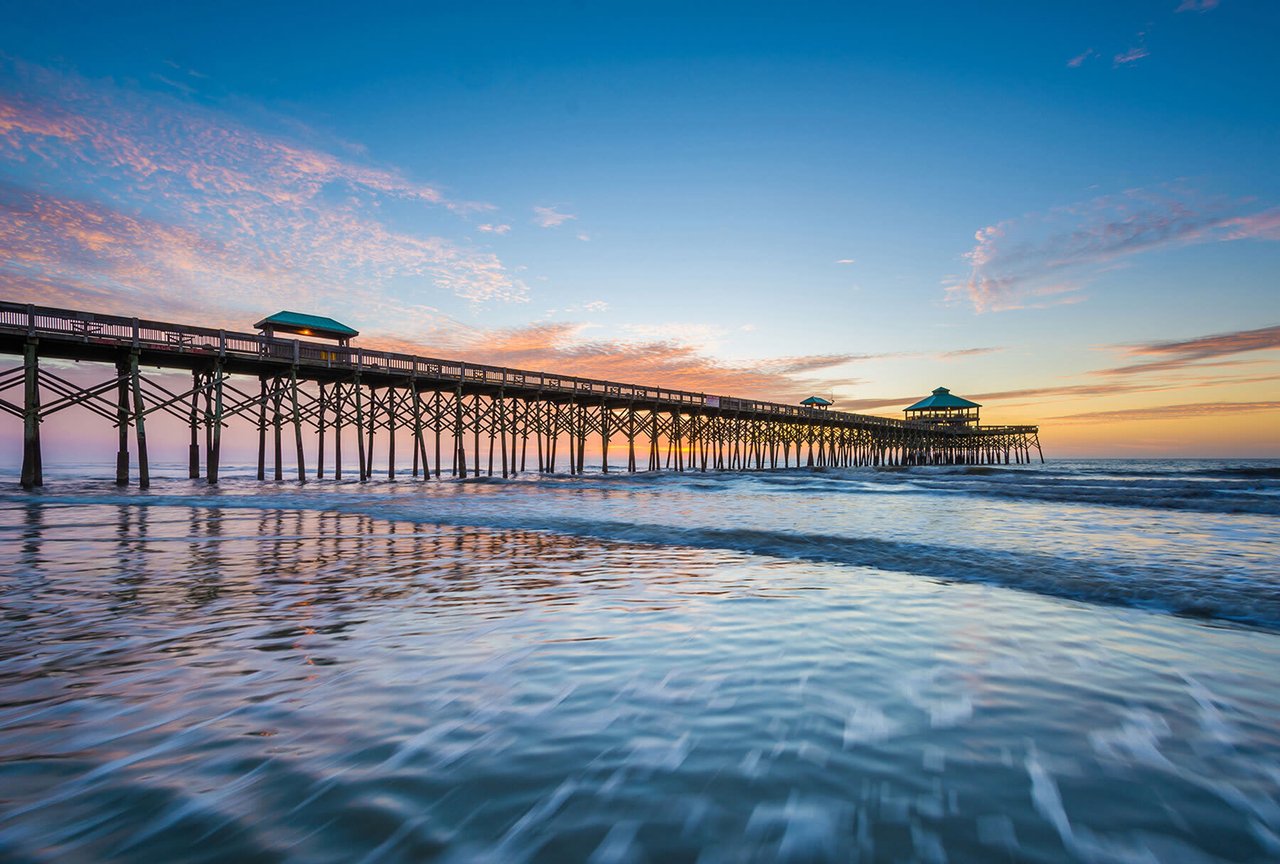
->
[0, 301, 1043, 489]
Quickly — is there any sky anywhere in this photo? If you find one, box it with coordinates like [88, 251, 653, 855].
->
[1, 0, 1278, 457]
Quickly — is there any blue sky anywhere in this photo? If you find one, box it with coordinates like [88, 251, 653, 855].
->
[1, 0, 1278, 454]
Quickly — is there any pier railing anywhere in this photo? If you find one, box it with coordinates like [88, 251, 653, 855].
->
[1, 300, 1030, 435]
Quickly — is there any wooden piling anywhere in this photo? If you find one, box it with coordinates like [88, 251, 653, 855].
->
[208, 362, 223, 485]
[115, 357, 129, 486]
[20, 341, 41, 490]
[290, 368, 305, 483]
[130, 352, 149, 490]
[188, 369, 200, 479]
[316, 384, 327, 480]
[257, 376, 267, 481]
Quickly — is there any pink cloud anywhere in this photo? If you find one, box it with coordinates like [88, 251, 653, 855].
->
[0, 58, 528, 312]
[948, 186, 1280, 312]
[1067, 49, 1095, 68]
[1113, 46, 1150, 66]
[532, 206, 576, 228]
[1094, 325, 1280, 376]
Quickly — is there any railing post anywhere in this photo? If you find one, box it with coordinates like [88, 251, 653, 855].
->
[293, 339, 300, 364]
[132, 318, 140, 348]
[26, 304, 35, 337]
[219, 330, 226, 358]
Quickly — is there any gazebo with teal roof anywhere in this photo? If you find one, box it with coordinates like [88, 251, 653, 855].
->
[800, 396, 833, 410]
[904, 387, 980, 427]
[254, 311, 359, 347]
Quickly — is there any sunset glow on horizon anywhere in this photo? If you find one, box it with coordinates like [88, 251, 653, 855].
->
[2, 1, 1277, 458]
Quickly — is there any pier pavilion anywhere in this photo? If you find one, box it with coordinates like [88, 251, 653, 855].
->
[904, 387, 981, 427]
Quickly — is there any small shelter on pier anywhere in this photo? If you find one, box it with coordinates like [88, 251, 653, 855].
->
[801, 396, 833, 410]
[254, 311, 359, 346]
[904, 387, 980, 427]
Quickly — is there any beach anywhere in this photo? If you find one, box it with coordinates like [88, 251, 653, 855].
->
[1, 460, 1277, 861]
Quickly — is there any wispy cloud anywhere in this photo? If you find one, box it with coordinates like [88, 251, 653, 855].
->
[477, 223, 511, 235]
[532, 205, 575, 228]
[1114, 30, 1151, 66]
[1095, 325, 1280, 376]
[0, 57, 528, 317]
[1176, 0, 1220, 13]
[835, 258, 856, 265]
[1067, 48, 1096, 68]
[840, 370, 1279, 414]
[948, 185, 1280, 312]
[1049, 401, 1278, 424]
[940, 347, 1004, 359]
[1113, 45, 1150, 66]
[760, 354, 865, 375]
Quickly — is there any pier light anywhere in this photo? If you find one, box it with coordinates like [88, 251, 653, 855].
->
[254, 311, 359, 347]
[904, 387, 981, 427]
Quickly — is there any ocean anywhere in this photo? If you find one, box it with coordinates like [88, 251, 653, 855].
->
[1, 459, 1278, 862]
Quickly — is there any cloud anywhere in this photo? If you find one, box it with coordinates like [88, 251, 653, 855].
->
[838, 368, 1280, 414]
[835, 258, 856, 265]
[948, 186, 1280, 312]
[939, 347, 1005, 359]
[1049, 401, 1279, 424]
[477, 223, 511, 235]
[1067, 49, 1095, 68]
[0, 57, 528, 314]
[620, 322, 729, 352]
[532, 205, 575, 228]
[761, 354, 865, 375]
[583, 300, 609, 313]
[1176, 0, 1220, 12]
[1114, 31, 1150, 66]
[576, 232, 591, 242]
[969, 372, 1280, 405]
[1096, 325, 1280, 376]
[1113, 46, 1150, 66]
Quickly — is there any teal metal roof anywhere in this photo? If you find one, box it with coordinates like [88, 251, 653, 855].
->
[800, 396, 833, 406]
[254, 311, 359, 339]
[905, 387, 980, 411]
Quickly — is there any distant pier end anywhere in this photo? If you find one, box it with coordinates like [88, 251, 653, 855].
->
[0, 301, 1043, 489]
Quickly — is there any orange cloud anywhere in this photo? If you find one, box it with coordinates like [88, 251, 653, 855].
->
[1095, 324, 1280, 376]
[1049, 401, 1280, 424]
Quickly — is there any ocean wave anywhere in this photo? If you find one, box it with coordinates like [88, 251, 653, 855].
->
[744, 466, 1280, 516]
[6, 486, 1278, 632]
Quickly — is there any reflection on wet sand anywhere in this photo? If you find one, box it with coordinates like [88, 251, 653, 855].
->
[1, 492, 1278, 862]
